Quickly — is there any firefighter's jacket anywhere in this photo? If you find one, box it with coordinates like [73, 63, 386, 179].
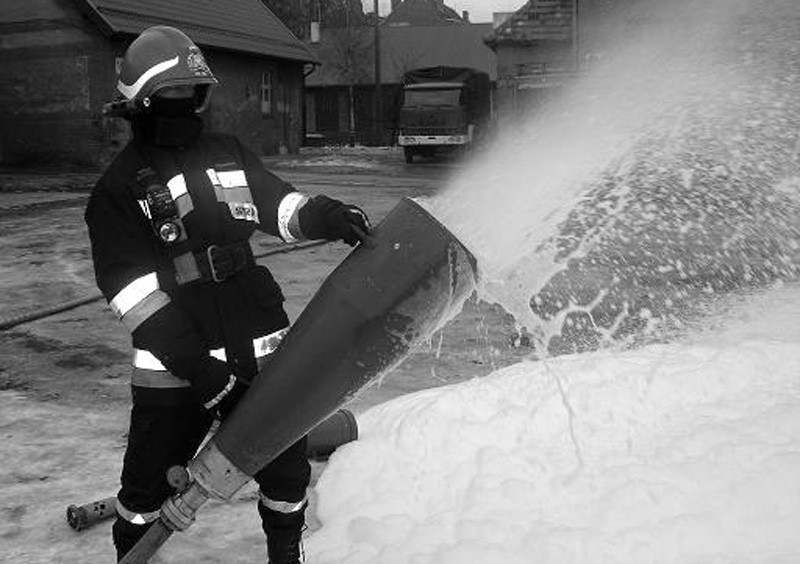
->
[85, 132, 307, 405]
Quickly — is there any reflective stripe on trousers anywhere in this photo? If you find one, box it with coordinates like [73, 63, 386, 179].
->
[131, 327, 288, 388]
[115, 498, 160, 525]
[259, 492, 308, 514]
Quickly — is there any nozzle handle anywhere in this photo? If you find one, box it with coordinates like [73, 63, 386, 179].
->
[66, 496, 117, 531]
[351, 225, 377, 249]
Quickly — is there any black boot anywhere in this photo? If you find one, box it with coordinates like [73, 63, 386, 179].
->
[112, 517, 154, 562]
[258, 502, 306, 563]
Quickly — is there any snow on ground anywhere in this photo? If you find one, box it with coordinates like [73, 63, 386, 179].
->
[305, 282, 800, 564]
[266, 147, 402, 171]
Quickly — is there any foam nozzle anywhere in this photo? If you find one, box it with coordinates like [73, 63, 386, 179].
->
[196, 197, 478, 493]
[122, 198, 478, 561]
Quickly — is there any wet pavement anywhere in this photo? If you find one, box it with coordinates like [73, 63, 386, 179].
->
[0, 147, 527, 417]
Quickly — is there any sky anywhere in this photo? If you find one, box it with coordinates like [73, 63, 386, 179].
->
[363, 0, 524, 23]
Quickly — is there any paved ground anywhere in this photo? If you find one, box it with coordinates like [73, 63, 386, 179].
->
[0, 147, 527, 413]
[0, 147, 532, 563]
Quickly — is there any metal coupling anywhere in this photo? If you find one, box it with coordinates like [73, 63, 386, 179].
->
[159, 481, 209, 532]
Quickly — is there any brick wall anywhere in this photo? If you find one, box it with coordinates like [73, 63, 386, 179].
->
[0, 0, 115, 167]
[204, 51, 305, 155]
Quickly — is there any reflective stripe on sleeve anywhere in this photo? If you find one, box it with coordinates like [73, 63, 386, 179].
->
[253, 328, 288, 358]
[130, 328, 287, 388]
[131, 350, 190, 388]
[115, 498, 161, 525]
[110, 273, 160, 318]
[277, 192, 309, 242]
[132, 349, 166, 371]
[120, 290, 171, 332]
[131, 350, 186, 389]
[132, 348, 227, 372]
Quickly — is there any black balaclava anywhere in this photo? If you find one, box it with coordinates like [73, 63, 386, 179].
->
[131, 92, 205, 148]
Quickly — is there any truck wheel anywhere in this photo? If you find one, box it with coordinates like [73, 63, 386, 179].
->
[403, 148, 414, 164]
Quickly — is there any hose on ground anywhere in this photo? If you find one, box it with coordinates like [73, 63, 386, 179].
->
[0, 240, 327, 331]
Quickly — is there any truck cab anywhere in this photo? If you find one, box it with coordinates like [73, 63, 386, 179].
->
[398, 82, 474, 163]
[396, 67, 491, 163]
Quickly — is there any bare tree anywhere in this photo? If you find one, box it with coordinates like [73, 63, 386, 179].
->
[320, 13, 373, 144]
[260, 0, 364, 39]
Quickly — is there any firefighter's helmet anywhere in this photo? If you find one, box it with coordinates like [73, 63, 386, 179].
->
[105, 26, 218, 117]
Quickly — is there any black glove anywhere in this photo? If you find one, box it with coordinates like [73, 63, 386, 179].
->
[192, 357, 249, 420]
[298, 195, 372, 246]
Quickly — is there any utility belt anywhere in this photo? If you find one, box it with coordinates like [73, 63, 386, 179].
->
[171, 240, 255, 285]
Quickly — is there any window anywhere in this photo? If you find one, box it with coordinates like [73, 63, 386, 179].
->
[261, 72, 273, 114]
[403, 88, 462, 108]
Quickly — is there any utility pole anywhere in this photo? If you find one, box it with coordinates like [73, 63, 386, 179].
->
[345, 0, 356, 146]
[572, 0, 579, 71]
[373, 0, 382, 145]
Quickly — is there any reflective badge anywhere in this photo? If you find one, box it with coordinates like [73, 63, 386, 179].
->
[229, 202, 259, 223]
[186, 46, 212, 77]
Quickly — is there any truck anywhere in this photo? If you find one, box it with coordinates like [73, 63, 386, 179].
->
[395, 66, 492, 163]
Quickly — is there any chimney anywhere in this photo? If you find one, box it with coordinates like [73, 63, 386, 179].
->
[310, 21, 320, 43]
[462, 10, 469, 22]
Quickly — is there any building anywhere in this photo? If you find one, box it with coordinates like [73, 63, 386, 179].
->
[305, 23, 496, 145]
[0, 0, 317, 168]
[485, 0, 649, 117]
[384, 0, 469, 26]
[484, 0, 579, 117]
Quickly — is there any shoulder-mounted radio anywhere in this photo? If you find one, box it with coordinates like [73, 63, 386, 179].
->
[136, 168, 187, 245]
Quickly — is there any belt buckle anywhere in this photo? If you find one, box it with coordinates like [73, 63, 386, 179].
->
[206, 245, 226, 283]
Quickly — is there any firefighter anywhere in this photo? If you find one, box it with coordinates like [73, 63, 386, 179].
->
[85, 26, 371, 563]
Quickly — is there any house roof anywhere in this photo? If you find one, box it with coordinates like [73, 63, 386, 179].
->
[384, 0, 466, 26]
[305, 23, 496, 86]
[76, 0, 318, 63]
[485, 0, 575, 47]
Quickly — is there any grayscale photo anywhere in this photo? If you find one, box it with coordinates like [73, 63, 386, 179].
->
[1, 0, 798, 562]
